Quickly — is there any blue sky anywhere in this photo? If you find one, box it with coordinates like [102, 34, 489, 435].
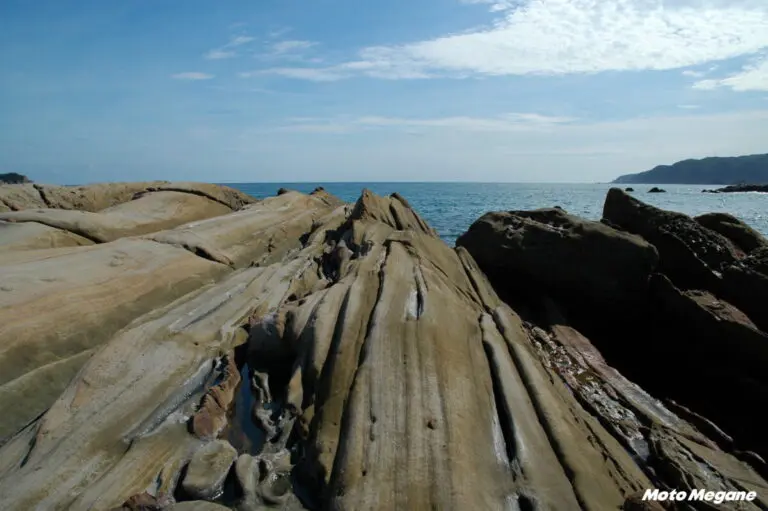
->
[1, 0, 767, 184]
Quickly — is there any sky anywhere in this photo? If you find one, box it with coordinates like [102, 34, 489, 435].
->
[1, 0, 767, 184]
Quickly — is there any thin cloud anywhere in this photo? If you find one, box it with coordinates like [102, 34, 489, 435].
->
[251, 0, 768, 81]
[270, 112, 577, 133]
[204, 35, 255, 60]
[693, 56, 768, 92]
[677, 104, 701, 109]
[272, 40, 317, 54]
[171, 72, 214, 80]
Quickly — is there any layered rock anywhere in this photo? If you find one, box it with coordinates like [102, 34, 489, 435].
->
[0, 183, 335, 444]
[0, 185, 765, 511]
[461, 187, 768, 469]
[0, 181, 255, 251]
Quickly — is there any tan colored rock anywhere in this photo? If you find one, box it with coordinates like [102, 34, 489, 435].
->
[0, 191, 233, 243]
[0, 183, 46, 211]
[0, 224, 337, 509]
[33, 181, 169, 211]
[144, 181, 256, 211]
[1, 180, 256, 213]
[0, 239, 231, 442]
[148, 191, 346, 268]
[181, 439, 237, 500]
[0, 220, 94, 252]
[0, 187, 766, 511]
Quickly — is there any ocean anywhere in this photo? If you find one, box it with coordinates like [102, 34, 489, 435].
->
[225, 182, 768, 246]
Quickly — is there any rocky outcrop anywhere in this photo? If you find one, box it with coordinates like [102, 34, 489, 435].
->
[704, 184, 768, 193]
[455, 207, 658, 314]
[462, 187, 768, 470]
[0, 185, 765, 510]
[695, 212, 768, 254]
[603, 187, 742, 291]
[0, 181, 256, 251]
[648, 187, 666, 193]
[0, 220, 94, 252]
[180, 440, 238, 500]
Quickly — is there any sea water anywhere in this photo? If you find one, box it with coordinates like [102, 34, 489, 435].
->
[225, 183, 768, 246]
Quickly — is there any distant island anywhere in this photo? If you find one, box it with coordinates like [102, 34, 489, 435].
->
[0, 172, 31, 184]
[613, 153, 768, 185]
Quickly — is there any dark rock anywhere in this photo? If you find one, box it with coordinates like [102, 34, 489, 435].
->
[721, 247, 768, 333]
[625, 187, 635, 192]
[695, 212, 768, 254]
[456, 207, 658, 313]
[0, 173, 30, 184]
[311, 186, 325, 194]
[110, 492, 166, 511]
[622, 491, 666, 510]
[603, 187, 743, 291]
[648, 187, 666, 193]
[277, 187, 292, 195]
[708, 183, 768, 193]
[647, 274, 768, 460]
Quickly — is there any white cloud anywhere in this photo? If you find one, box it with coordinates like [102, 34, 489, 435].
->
[677, 104, 700, 109]
[203, 35, 255, 60]
[682, 70, 704, 77]
[693, 56, 768, 91]
[271, 40, 317, 54]
[253, 0, 768, 80]
[212, 109, 768, 182]
[240, 67, 341, 81]
[270, 112, 577, 133]
[171, 72, 214, 80]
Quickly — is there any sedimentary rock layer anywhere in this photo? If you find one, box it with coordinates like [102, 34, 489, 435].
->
[0, 184, 765, 511]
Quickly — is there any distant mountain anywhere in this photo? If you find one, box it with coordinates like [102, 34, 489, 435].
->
[612, 154, 768, 185]
[0, 172, 31, 184]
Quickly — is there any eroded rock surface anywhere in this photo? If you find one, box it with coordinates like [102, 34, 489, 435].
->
[0, 185, 765, 511]
[455, 207, 658, 312]
[462, 187, 768, 472]
[181, 440, 238, 501]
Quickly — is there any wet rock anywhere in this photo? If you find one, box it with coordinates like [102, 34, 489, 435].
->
[181, 439, 238, 501]
[625, 187, 635, 192]
[456, 207, 658, 313]
[695, 212, 768, 254]
[648, 187, 666, 193]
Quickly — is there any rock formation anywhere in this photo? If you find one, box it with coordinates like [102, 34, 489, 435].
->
[703, 184, 768, 193]
[459, 187, 768, 476]
[0, 182, 766, 510]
